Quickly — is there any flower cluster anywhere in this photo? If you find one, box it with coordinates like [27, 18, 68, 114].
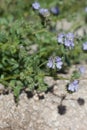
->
[57, 32, 74, 49]
[47, 56, 63, 70]
[32, 2, 40, 10]
[39, 8, 50, 17]
[32, 2, 50, 17]
[32, 2, 59, 17]
[68, 80, 79, 92]
[32, 2, 86, 94]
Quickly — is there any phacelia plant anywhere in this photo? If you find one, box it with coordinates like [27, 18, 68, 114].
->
[0, 0, 87, 102]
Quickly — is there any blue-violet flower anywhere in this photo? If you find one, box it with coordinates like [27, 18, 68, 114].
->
[32, 2, 40, 10]
[47, 57, 55, 69]
[47, 56, 63, 69]
[85, 7, 87, 12]
[79, 66, 85, 74]
[39, 8, 50, 17]
[55, 57, 63, 69]
[64, 39, 74, 48]
[68, 80, 79, 92]
[64, 32, 74, 48]
[57, 33, 65, 44]
[57, 32, 74, 49]
[50, 6, 59, 15]
[82, 42, 87, 50]
[66, 32, 74, 41]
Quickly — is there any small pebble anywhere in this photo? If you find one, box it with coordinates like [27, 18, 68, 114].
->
[33, 94, 39, 101]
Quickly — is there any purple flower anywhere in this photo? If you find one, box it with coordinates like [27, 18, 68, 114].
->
[82, 42, 87, 50]
[64, 32, 74, 48]
[68, 80, 79, 92]
[64, 39, 74, 48]
[50, 6, 59, 15]
[55, 57, 63, 69]
[66, 32, 74, 41]
[57, 33, 65, 44]
[47, 56, 63, 69]
[39, 8, 50, 17]
[47, 57, 55, 69]
[32, 2, 40, 10]
[79, 66, 85, 74]
[57, 32, 74, 49]
[85, 7, 87, 12]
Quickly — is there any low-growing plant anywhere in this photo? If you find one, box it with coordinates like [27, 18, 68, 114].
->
[0, 0, 87, 102]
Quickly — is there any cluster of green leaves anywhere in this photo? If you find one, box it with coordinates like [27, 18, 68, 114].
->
[0, 18, 48, 101]
[0, 0, 87, 101]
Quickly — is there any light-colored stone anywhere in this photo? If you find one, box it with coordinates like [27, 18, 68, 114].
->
[33, 94, 39, 101]
[56, 19, 72, 31]
[28, 44, 38, 54]
[0, 84, 5, 92]
[0, 64, 87, 130]
[44, 76, 55, 87]
[75, 25, 87, 37]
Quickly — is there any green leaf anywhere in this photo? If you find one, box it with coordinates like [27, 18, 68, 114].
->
[13, 85, 22, 100]
[71, 71, 81, 80]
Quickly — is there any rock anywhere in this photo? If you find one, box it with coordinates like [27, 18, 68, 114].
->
[75, 26, 87, 37]
[44, 76, 55, 87]
[0, 84, 5, 93]
[28, 44, 38, 54]
[56, 19, 72, 31]
[33, 94, 39, 101]
[0, 65, 87, 130]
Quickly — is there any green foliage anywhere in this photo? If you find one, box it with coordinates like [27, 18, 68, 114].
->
[0, 0, 87, 101]
[71, 71, 81, 80]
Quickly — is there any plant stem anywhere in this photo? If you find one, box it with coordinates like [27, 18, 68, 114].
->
[32, 29, 48, 35]
[0, 74, 20, 82]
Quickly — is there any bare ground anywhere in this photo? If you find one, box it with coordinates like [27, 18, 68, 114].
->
[0, 64, 87, 130]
